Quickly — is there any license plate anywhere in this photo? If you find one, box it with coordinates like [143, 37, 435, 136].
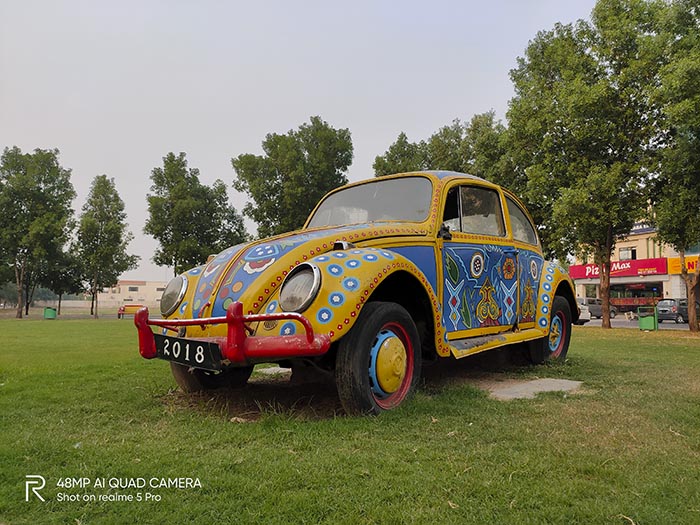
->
[154, 334, 222, 371]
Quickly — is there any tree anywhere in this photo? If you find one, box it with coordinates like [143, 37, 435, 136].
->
[232, 116, 353, 237]
[653, 0, 700, 331]
[0, 147, 75, 318]
[464, 112, 515, 190]
[77, 175, 139, 318]
[373, 113, 511, 184]
[507, 0, 664, 328]
[44, 249, 83, 315]
[146, 153, 247, 275]
[373, 132, 429, 176]
[425, 120, 470, 172]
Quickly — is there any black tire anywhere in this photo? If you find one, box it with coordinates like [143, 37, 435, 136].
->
[609, 310, 617, 319]
[658, 319, 663, 323]
[170, 362, 253, 392]
[335, 302, 421, 415]
[675, 314, 684, 324]
[528, 296, 572, 364]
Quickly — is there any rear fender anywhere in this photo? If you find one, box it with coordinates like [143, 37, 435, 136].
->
[535, 261, 579, 333]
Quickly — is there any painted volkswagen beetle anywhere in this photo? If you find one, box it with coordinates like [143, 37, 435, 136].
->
[135, 171, 579, 415]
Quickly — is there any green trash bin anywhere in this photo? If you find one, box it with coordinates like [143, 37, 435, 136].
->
[638, 306, 657, 331]
[43, 307, 57, 320]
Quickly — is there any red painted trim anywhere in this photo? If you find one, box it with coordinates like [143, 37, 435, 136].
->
[134, 303, 331, 365]
[134, 307, 157, 358]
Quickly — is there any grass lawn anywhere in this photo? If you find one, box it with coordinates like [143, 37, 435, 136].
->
[1, 318, 699, 524]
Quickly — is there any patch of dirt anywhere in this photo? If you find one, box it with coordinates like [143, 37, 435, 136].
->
[160, 346, 577, 420]
[162, 372, 343, 422]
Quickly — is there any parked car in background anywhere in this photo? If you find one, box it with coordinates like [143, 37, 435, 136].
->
[134, 171, 579, 415]
[574, 302, 591, 325]
[578, 297, 617, 319]
[657, 298, 699, 324]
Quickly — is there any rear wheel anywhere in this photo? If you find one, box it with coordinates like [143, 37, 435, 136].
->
[609, 310, 617, 319]
[528, 296, 572, 364]
[170, 362, 253, 392]
[675, 314, 684, 324]
[335, 302, 421, 415]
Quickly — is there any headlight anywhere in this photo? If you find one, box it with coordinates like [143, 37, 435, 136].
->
[160, 275, 188, 317]
[279, 264, 321, 313]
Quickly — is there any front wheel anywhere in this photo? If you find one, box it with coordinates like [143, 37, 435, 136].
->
[675, 314, 684, 324]
[170, 362, 253, 392]
[528, 296, 572, 364]
[609, 310, 617, 319]
[335, 302, 421, 415]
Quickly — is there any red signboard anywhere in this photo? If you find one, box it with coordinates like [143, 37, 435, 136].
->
[568, 258, 667, 279]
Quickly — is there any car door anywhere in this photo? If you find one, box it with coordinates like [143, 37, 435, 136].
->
[503, 195, 544, 329]
[440, 183, 515, 339]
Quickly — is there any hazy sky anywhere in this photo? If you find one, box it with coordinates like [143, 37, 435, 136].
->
[1, 0, 597, 282]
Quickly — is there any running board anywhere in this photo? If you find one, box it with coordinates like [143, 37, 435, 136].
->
[447, 328, 546, 359]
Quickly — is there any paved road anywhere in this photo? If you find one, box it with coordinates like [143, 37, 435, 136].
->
[580, 317, 691, 330]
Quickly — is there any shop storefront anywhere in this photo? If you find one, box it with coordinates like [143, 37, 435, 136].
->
[569, 258, 668, 312]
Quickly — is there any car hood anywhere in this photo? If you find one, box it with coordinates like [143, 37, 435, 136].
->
[179, 222, 429, 319]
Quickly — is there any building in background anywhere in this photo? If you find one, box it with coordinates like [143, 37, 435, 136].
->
[98, 280, 167, 309]
[569, 224, 699, 312]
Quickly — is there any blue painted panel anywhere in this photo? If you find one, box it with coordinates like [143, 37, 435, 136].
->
[389, 246, 438, 294]
[441, 243, 519, 333]
[516, 248, 543, 325]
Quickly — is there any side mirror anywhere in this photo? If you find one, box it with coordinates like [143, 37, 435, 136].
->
[438, 223, 452, 240]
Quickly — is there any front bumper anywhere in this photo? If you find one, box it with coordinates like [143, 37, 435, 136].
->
[135, 301, 332, 365]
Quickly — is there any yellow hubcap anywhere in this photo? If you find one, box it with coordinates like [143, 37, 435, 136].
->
[375, 336, 407, 393]
[549, 323, 561, 347]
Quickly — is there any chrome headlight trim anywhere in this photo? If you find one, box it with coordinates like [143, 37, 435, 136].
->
[160, 275, 188, 317]
[279, 263, 322, 313]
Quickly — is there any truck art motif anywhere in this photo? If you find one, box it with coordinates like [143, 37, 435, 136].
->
[135, 171, 579, 415]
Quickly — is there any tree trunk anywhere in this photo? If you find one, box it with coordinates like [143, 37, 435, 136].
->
[14, 258, 24, 319]
[680, 250, 699, 333]
[90, 291, 95, 316]
[599, 260, 612, 329]
[598, 234, 614, 329]
[58, 293, 63, 316]
[93, 273, 99, 319]
[24, 279, 30, 316]
[25, 278, 37, 316]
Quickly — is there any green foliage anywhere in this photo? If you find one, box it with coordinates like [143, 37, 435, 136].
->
[652, 0, 700, 330]
[44, 249, 84, 299]
[373, 112, 510, 185]
[232, 116, 353, 237]
[507, 0, 664, 266]
[653, 0, 700, 251]
[0, 146, 75, 317]
[145, 153, 248, 275]
[77, 175, 138, 316]
[372, 132, 429, 176]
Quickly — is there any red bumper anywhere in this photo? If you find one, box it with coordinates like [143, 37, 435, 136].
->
[134, 302, 332, 365]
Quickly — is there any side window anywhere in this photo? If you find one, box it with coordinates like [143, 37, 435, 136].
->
[442, 187, 460, 232]
[506, 196, 538, 245]
[459, 186, 505, 236]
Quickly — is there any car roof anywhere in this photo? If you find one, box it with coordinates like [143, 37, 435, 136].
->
[405, 170, 489, 182]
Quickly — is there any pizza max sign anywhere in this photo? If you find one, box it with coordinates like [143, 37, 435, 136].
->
[569, 258, 668, 279]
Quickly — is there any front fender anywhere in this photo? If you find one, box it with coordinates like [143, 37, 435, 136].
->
[258, 248, 441, 344]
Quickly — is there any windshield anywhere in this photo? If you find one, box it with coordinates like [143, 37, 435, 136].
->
[306, 177, 433, 228]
